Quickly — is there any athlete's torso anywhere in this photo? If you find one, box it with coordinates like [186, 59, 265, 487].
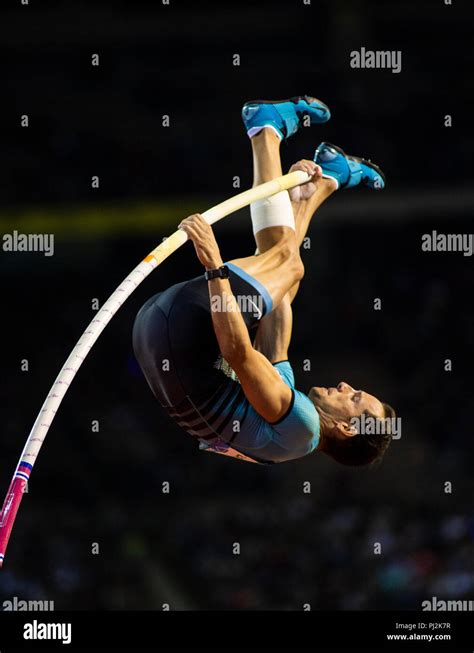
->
[165, 360, 320, 464]
[133, 273, 320, 465]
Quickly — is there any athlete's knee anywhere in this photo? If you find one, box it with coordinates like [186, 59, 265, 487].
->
[274, 231, 296, 258]
[293, 254, 305, 282]
[291, 252, 305, 283]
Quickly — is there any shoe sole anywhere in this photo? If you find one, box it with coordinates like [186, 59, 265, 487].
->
[243, 95, 331, 116]
[319, 142, 386, 186]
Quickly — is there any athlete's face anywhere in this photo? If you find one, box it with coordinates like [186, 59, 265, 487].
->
[309, 381, 384, 422]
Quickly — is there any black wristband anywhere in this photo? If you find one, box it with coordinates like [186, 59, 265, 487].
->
[205, 265, 230, 281]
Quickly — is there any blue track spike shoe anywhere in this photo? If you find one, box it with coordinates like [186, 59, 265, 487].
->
[314, 142, 385, 190]
[242, 96, 331, 141]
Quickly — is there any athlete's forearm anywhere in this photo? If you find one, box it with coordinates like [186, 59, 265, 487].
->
[176, 212, 256, 362]
[208, 277, 253, 364]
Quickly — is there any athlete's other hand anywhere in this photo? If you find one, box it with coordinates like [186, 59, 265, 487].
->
[178, 214, 224, 270]
[288, 160, 322, 202]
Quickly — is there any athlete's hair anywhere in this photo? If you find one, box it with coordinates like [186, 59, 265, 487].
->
[326, 403, 396, 467]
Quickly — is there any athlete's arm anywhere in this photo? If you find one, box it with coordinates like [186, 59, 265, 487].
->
[206, 275, 293, 422]
[178, 214, 292, 423]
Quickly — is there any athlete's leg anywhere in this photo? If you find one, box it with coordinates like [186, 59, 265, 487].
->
[291, 178, 336, 247]
[251, 125, 283, 187]
[249, 128, 335, 306]
[244, 128, 335, 360]
[285, 178, 335, 303]
[249, 128, 294, 248]
[250, 128, 335, 251]
[225, 126, 310, 311]
[249, 180, 334, 361]
[254, 180, 335, 254]
[227, 230, 303, 312]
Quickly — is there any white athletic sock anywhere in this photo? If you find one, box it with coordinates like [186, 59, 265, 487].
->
[250, 190, 295, 236]
[247, 125, 282, 140]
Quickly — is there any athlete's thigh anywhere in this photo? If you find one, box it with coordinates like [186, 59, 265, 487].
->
[228, 229, 300, 311]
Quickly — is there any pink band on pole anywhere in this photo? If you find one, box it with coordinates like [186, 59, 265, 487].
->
[0, 477, 27, 567]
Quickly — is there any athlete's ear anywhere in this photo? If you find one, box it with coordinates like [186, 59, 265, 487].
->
[333, 420, 358, 439]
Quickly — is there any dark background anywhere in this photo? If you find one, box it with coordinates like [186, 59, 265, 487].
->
[0, 0, 472, 611]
